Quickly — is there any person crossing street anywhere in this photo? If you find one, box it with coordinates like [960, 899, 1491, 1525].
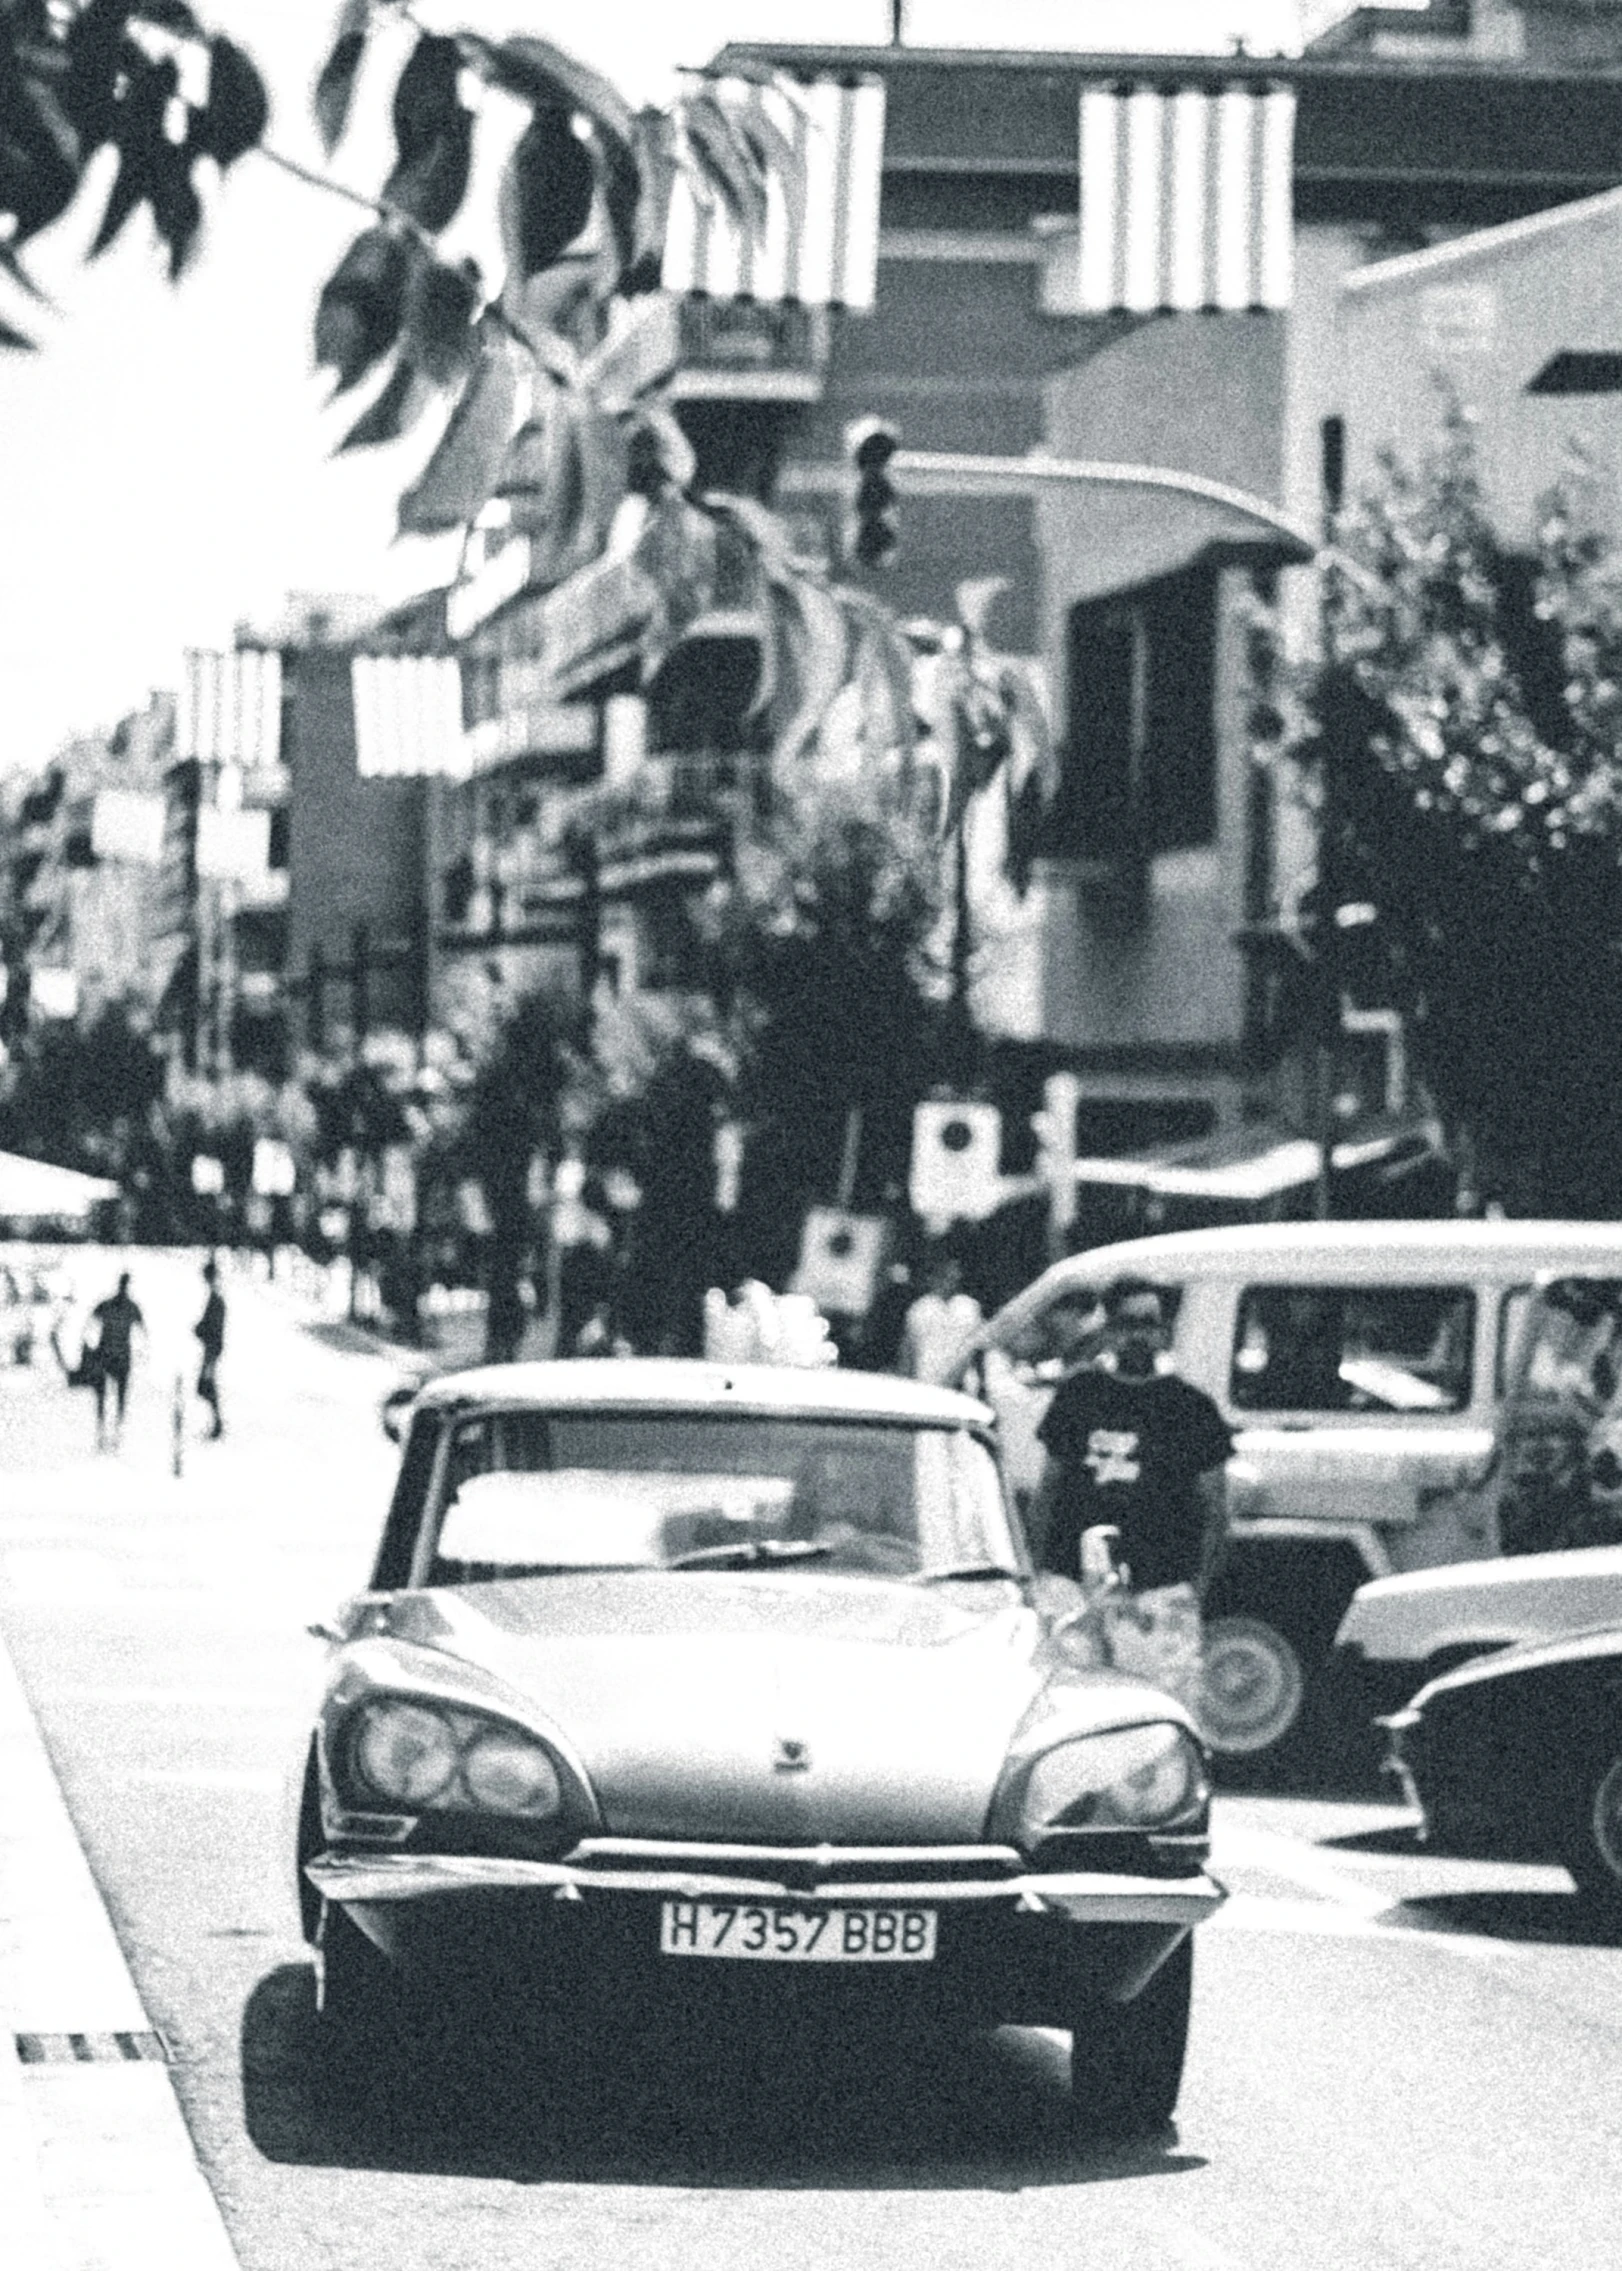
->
[86, 1270, 144, 1450]
[1028, 1275, 1233, 1718]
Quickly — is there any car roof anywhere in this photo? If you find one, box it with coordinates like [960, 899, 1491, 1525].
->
[412, 1357, 992, 1427]
[987, 1220, 1622, 1320]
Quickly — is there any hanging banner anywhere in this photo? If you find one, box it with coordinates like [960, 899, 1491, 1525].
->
[351, 655, 471, 779]
[91, 789, 167, 867]
[661, 77, 886, 310]
[1078, 82, 1295, 313]
[196, 805, 272, 883]
[179, 647, 283, 767]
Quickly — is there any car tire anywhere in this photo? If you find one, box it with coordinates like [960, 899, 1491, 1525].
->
[1199, 1615, 1306, 1757]
[314, 1901, 403, 2062]
[1566, 1753, 1622, 1912]
[1067, 1933, 1193, 2136]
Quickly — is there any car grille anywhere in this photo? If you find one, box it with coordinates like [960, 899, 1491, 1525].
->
[561, 1839, 1025, 1893]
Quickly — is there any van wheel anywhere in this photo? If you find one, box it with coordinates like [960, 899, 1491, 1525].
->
[1200, 1616, 1306, 1755]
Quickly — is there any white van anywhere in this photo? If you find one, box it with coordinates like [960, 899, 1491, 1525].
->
[942, 1221, 1622, 1760]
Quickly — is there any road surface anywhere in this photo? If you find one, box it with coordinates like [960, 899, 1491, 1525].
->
[2, 1247, 1620, 2271]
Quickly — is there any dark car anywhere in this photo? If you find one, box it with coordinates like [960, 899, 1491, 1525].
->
[295, 1358, 1225, 2133]
[1383, 1625, 1622, 1907]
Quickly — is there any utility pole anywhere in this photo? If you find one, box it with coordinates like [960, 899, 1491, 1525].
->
[890, 0, 905, 44]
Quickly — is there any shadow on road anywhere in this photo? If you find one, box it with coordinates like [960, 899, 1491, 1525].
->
[240, 1963, 1208, 2193]
[1318, 1824, 1425, 1856]
[1395, 1889, 1622, 1948]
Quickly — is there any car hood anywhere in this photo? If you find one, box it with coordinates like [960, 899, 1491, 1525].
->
[1411, 1618, 1622, 1710]
[1336, 1545, 1622, 1664]
[361, 1572, 1167, 1845]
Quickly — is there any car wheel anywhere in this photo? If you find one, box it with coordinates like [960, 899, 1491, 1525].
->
[314, 1901, 403, 2060]
[1067, 1934, 1193, 2136]
[1567, 1753, 1622, 1912]
[1199, 1616, 1306, 1756]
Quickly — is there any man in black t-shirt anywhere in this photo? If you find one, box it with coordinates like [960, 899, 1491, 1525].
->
[1031, 1277, 1233, 1711]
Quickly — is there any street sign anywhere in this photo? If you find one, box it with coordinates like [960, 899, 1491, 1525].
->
[789, 1208, 890, 1317]
[909, 1100, 1003, 1223]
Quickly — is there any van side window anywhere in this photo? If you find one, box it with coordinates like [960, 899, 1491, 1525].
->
[1231, 1286, 1476, 1414]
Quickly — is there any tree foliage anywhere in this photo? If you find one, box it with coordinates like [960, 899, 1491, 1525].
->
[698, 772, 953, 1278]
[2, 4, 923, 781]
[1296, 399, 1622, 1212]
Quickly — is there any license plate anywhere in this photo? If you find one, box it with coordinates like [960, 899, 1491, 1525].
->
[659, 1899, 937, 1962]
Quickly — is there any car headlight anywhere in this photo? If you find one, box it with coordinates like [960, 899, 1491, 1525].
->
[1021, 1723, 1206, 1839]
[352, 1700, 459, 1807]
[461, 1729, 563, 1817]
[345, 1698, 564, 1819]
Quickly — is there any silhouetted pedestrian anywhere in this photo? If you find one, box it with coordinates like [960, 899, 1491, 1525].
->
[88, 1271, 143, 1449]
[194, 1259, 226, 1439]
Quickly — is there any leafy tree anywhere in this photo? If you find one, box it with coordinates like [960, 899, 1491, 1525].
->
[2, 5, 919, 775]
[453, 987, 581, 1359]
[1294, 399, 1622, 1213]
[0, 994, 166, 1176]
[698, 771, 954, 1285]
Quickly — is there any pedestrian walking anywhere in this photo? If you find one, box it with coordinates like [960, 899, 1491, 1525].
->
[896, 1248, 983, 1382]
[87, 1271, 144, 1449]
[1028, 1276, 1233, 1718]
[194, 1258, 226, 1439]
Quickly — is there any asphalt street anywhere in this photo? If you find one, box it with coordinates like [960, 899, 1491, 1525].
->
[3, 1247, 1622, 2271]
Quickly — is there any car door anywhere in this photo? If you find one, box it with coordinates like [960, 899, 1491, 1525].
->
[1225, 1280, 1494, 1572]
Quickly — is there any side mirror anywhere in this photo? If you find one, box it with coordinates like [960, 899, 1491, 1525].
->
[380, 1383, 417, 1443]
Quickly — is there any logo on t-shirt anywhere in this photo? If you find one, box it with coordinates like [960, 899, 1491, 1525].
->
[1084, 1428, 1141, 1486]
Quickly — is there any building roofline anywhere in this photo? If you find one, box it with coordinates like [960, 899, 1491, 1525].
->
[713, 41, 1622, 87]
[1343, 180, 1622, 294]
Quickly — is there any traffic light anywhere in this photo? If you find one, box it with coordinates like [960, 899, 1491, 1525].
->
[846, 416, 900, 569]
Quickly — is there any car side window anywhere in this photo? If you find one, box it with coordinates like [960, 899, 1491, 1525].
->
[443, 1414, 497, 1507]
[1231, 1285, 1476, 1414]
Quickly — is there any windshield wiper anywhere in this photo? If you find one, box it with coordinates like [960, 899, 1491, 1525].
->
[910, 1563, 1026, 1588]
[664, 1539, 837, 1572]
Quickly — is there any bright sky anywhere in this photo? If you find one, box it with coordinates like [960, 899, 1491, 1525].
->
[0, 1, 1348, 774]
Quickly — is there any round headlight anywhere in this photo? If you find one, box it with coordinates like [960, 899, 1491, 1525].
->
[1023, 1723, 1203, 1838]
[351, 1699, 459, 1807]
[460, 1730, 563, 1817]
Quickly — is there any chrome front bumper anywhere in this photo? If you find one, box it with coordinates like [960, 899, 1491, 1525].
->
[306, 1841, 1226, 1928]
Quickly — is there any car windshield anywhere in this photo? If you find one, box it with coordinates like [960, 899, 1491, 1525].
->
[421, 1410, 1018, 1586]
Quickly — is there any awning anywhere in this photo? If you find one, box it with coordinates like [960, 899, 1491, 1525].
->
[0, 1151, 120, 1225]
[1073, 1119, 1441, 1207]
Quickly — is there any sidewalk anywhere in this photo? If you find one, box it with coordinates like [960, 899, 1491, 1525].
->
[0, 1624, 242, 2271]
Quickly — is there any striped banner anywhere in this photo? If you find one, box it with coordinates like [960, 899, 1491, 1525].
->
[661, 77, 886, 310]
[1078, 83, 1295, 313]
[177, 647, 283, 767]
[351, 655, 471, 780]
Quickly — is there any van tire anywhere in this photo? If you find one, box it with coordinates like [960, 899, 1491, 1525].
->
[1200, 1615, 1306, 1755]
